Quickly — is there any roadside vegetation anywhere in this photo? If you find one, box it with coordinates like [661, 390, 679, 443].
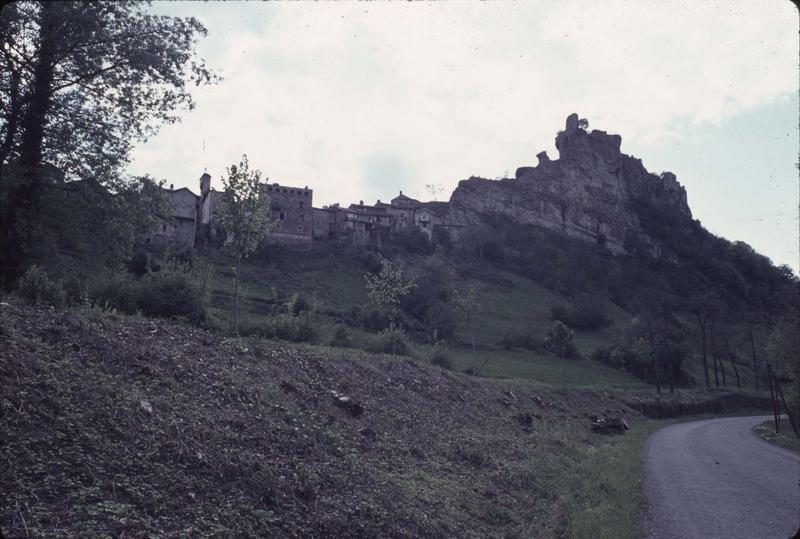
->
[753, 419, 800, 454]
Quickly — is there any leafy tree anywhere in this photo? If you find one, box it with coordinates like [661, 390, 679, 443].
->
[628, 289, 687, 393]
[218, 155, 273, 334]
[767, 307, 800, 423]
[0, 1, 216, 282]
[364, 257, 415, 354]
[545, 320, 579, 359]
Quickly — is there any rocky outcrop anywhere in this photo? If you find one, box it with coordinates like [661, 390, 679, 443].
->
[448, 114, 691, 254]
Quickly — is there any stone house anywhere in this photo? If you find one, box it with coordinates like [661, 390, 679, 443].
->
[159, 171, 450, 249]
[263, 183, 313, 244]
[148, 184, 199, 247]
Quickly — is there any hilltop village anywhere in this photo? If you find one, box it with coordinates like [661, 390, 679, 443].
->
[149, 174, 457, 249]
[148, 114, 692, 255]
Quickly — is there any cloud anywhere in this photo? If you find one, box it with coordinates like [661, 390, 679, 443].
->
[129, 1, 796, 237]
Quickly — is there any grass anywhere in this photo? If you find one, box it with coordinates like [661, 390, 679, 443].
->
[204, 248, 645, 387]
[753, 418, 800, 454]
[450, 348, 646, 388]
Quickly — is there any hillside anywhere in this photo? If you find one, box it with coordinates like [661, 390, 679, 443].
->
[0, 301, 770, 537]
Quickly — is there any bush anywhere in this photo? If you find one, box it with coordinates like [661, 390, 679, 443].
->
[550, 297, 612, 330]
[425, 302, 456, 340]
[288, 293, 311, 316]
[363, 308, 390, 331]
[90, 262, 210, 322]
[545, 320, 581, 359]
[16, 266, 66, 308]
[330, 325, 352, 348]
[365, 328, 411, 355]
[391, 229, 435, 256]
[62, 275, 88, 305]
[240, 314, 319, 343]
[127, 250, 151, 276]
[90, 273, 140, 314]
[499, 332, 546, 352]
[137, 267, 207, 322]
[429, 346, 453, 370]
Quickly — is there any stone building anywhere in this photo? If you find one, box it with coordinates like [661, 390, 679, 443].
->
[148, 184, 199, 247]
[264, 183, 313, 243]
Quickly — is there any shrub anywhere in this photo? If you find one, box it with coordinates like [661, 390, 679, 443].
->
[137, 267, 207, 321]
[391, 228, 435, 255]
[288, 293, 311, 316]
[127, 250, 151, 276]
[90, 262, 210, 322]
[429, 346, 453, 370]
[550, 297, 612, 330]
[347, 305, 362, 327]
[363, 308, 390, 331]
[425, 302, 456, 340]
[240, 314, 319, 343]
[90, 273, 140, 314]
[167, 245, 197, 267]
[330, 325, 353, 348]
[365, 328, 411, 356]
[545, 320, 581, 359]
[62, 275, 88, 305]
[16, 266, 66, 308]
[499, 332, 546, 352]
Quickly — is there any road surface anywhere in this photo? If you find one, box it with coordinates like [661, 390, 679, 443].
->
[644, 415, 800, 539]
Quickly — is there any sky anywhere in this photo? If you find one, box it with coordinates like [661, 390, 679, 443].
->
[128, 0, 799, 271]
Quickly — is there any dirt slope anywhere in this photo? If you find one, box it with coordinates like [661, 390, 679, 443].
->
[0, 301, 765, 537]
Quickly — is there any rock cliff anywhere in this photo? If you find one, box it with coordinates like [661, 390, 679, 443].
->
[448, 114, 691, 254]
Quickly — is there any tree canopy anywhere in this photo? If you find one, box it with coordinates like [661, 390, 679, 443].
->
[0, 1, 216, 282]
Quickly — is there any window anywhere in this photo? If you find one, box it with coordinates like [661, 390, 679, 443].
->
[297, 225, 304, 232]
[279, 212, 285, 220]
[299, 214, 304, 221]
[299, 201, 304, 208]
[422, 221, 428, 228]
[162, 224, 167, 232]
[267, 187, 273, 192]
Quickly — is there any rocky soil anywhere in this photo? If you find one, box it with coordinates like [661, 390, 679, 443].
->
[0, 301, 765, 537]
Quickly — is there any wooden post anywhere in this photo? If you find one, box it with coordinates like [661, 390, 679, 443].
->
[766, 364, 780, 434]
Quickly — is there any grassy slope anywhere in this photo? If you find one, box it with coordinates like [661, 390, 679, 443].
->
[206, 247, 646, 389]
[207, 246, 768, 393]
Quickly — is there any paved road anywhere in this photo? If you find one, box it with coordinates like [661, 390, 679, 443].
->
[644, 415, 800, 539]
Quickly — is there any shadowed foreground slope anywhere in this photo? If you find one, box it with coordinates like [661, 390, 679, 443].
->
[0, 301, 771, 537]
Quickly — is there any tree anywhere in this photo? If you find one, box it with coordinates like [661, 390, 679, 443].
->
[218, 155, 273, 334]
[628, 289, 687, 394]
[425, 183, 444, 201]
[689, 291, 723, 388]
[767, 307, 800, 425]
[545, 320, 578, 359]
[453, 285, 481, 355]
[0, 1, 216, 281]
[364, 257, 415, 355]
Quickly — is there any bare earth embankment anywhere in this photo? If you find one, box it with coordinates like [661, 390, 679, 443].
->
[0, 302, 770, 537]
